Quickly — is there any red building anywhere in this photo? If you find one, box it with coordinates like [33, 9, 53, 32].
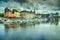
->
[4, 12, 15, 18]
[4, 7, 15, 18]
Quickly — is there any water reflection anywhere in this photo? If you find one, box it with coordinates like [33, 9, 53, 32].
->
[0, 19, 60, 40]
[4, 18, 59, 28]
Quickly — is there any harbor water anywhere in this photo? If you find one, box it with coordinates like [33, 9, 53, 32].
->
[0, 20, 60, 40]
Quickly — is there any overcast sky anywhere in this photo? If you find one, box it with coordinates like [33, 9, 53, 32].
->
[0, 0, 60, 13]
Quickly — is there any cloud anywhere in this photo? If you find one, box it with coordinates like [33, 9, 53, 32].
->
[14, 0, 28, 3]
[0, 0, 60, 13]
[0, 0, 9, 2]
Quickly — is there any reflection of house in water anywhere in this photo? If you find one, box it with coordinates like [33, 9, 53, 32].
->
[4, 7, 15, 18]
[5, 23, 20, 28]
[53, 13, 59, 25]
[20, 10, 36, 19]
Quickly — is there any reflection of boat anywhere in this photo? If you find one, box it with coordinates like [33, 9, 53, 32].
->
[0, 18, 3, 23]
[5, 24, 11, 28]
[5, 23, 20, 28]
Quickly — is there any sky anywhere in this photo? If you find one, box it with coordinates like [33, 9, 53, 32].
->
[0, 0, 60, 14]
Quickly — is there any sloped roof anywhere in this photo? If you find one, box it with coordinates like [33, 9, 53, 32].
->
[20, 10, 35, 14]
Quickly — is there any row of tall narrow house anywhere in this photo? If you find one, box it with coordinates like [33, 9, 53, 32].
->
[4, 7, 36, 19]
[4, 7, 59, 19]
[4, 7, 20, 18]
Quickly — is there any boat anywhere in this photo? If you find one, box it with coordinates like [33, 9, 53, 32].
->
[2, 18, 11, 24]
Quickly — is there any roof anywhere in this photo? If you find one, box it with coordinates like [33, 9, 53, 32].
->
[20, 10, 35, 14]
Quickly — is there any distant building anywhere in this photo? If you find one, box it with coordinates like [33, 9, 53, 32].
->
[53, 13, 59, 18]
[20, 10, 36, 19]
[35, 14, 42, 18]
[12, 9, 20, 17]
